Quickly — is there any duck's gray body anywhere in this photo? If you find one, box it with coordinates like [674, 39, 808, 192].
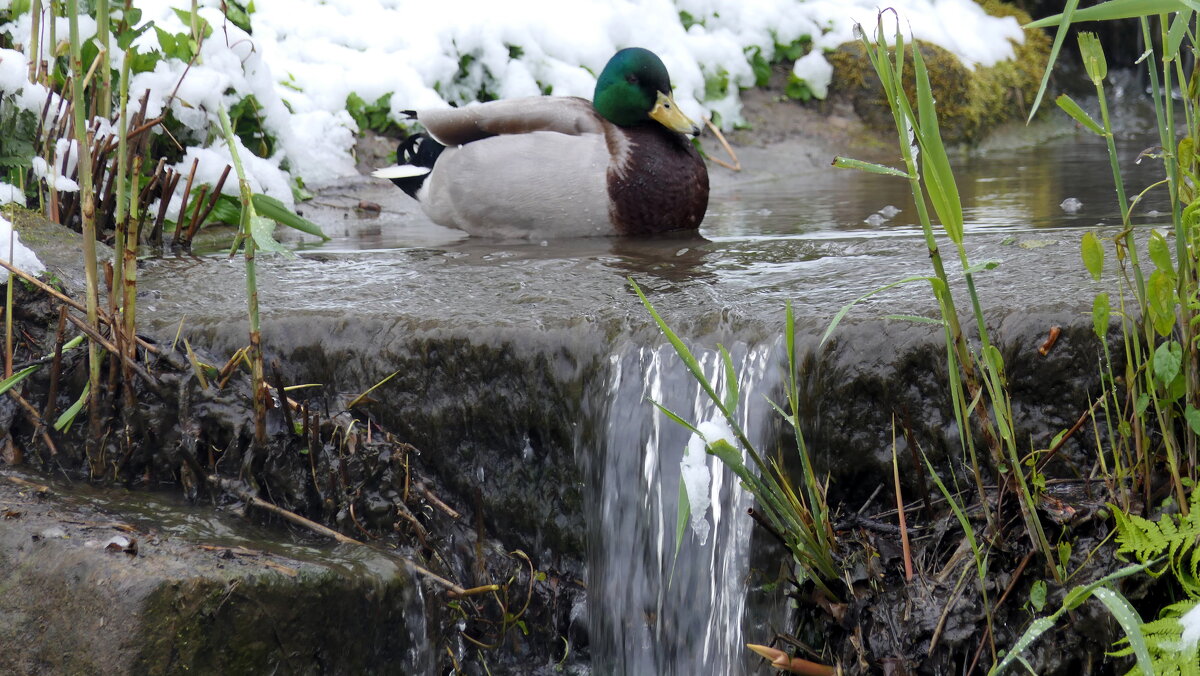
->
[374, 96, 708, 238]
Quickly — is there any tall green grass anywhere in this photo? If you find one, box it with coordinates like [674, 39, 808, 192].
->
[1027, 3, 1200, 672]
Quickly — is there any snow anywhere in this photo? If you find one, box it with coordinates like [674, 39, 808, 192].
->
[1180, 601, 1200, 652]
[0, 182, 23, 207]
[682, 418, 737, 545]
[1, 0, 1025, 204]
[0, 213, 47, 280]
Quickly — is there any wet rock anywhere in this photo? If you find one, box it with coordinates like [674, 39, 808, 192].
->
[0, 473, 431, 675]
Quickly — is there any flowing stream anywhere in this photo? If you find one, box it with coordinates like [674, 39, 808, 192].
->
[584, 341, 784, 674]
[137, 105, 1171, 672]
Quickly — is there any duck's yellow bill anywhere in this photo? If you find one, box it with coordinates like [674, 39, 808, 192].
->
[650, 91, 701, 136]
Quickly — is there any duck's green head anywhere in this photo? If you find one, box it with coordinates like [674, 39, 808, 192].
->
[593, 47, 700, 135]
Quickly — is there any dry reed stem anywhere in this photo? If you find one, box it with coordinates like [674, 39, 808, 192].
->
[206, 474, 467, 594]
[703, 116, 741, 171]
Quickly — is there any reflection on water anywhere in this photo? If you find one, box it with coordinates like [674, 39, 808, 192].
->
[702, 132, 1170, 240]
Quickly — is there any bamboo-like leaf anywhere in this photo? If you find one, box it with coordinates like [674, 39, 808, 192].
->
[1077, 32, 1108, 84]
[1166, 9, 1192, 59]
[1025, 0, 1186, 28]
[54, 382, 90, 432]
[649, 399, 700, 436]
[881, 314, 947, 326]
[912, 43, 963, 243]
[251, 193, 329, 240]
[831, 156, 910, 178]
[1056, 94, 1105, 135]
[993, 562, 1153, 674]
[249, 214, 289, 254]
[631, 279, 710, 397]
[963, 260, 1000, 275]
[1026, 0, 1080, 122]
[0, 364, 40, 395]
[673, 478, 690, 577]
[347, 368, 402, 408]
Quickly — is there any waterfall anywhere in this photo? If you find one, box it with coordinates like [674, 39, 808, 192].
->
[584, 338, 785, 674]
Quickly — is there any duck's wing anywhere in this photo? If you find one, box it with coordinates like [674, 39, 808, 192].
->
[414, 97, 605, 146]
[420, 130, 613, 238]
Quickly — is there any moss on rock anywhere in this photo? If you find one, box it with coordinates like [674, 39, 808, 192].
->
[827, 1, 1050, 144]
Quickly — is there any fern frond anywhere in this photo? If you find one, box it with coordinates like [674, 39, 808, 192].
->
[1112, 600, 1200, 676]
[1111, 490, 1200, 595]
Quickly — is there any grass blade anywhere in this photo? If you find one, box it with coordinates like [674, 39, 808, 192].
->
[821, 275, 933, 346]
[1090, 588, 1152, 673]
[251, 193, 329, 240]
[1056, 94, 1105, 135]
[832, 156, 910, 178]
[1026, 0, 1080, 122]
[1026, 0, 1188, 28]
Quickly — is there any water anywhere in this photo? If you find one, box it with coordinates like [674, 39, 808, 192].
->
[584, 341, 784, 674]
[152, 114, 1170, 673]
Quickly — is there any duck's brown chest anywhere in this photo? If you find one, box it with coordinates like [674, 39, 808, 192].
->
[606, 126, 709, 235]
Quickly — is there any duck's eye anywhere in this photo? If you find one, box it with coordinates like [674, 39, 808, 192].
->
[626, 74, 638, 84]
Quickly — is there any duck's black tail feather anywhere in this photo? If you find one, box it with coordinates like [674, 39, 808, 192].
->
[386, 132, 445, 199]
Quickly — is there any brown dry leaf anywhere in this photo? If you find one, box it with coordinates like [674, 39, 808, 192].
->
[261, 559, 298, 577]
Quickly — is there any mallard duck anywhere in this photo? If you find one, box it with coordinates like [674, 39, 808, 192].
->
[372, 47, 709, 238]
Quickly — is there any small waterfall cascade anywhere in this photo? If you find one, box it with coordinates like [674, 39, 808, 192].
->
[583, 338, 786, 674]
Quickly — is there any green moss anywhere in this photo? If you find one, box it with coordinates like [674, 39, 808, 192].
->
[827, 1, 1050, 144]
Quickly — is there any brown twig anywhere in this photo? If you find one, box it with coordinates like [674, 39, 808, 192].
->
[702, 116, 741, 171]
[63, 312, 158, 392]
[205, 474, 466, 594]
[173, 157, 199, 247]
[40, 306, 68, 432]
[416, 482, 461, 519]
[1036, 398, 1103, 473]
[7, 390, 59, 457]
[892, 417, 913, 582]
